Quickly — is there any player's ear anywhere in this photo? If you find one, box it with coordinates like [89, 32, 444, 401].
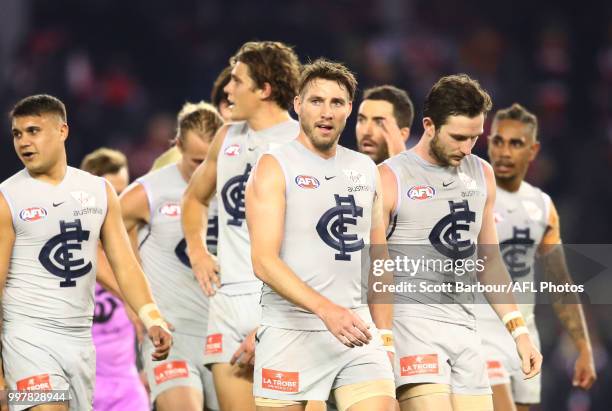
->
[60, 123, 69, 142]
[529, 141, 540, 161]
[293, 94, 302, 115]
[422, 117, 435, 138]
[400, 127, 410, 142]
[258, 82, 272, 100]
[176, 135, 185, 154]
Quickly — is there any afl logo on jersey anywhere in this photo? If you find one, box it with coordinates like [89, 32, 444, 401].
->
[159, 202, 181, 217]
[19, 207, 48, 222]
[224, 144, 241, 157]
[408, 185, 435, 200]
[295, 175, 320, 189]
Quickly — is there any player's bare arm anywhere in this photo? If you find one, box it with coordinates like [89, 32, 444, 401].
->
[378, 163, 398, 231]
[368, 169, 396, 363]
[100, 181, 171, 360]
[0, 193, 16, 404]
[95, 244, 122, 299]
[538, 203, 596, 389]
[477, 159, 542, 378]
[247, 154, 372, 348]
[181, 124, 229, 296]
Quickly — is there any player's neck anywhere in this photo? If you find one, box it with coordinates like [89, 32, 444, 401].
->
[246, 104, 291, 132]
[28, 159, 68, 186]
[176, 160, 190, 183]
[496, 176, 522, 193]
[413, 135, 444, 166]
[297, 132, 337, 159]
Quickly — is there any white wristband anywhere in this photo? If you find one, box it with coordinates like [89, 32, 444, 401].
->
[379, 329, 395, 353]
[511, 326, 529, 339]
[138, 303, 169, 333]
[502, 310, 528, 340]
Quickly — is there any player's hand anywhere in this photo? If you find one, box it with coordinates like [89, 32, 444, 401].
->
[573, 348, 597, 389]
[191, 251, 220, 296]
[230, 328, 257, 366]
[148, 324, 173, 361]
[515, 334, 543, 379]
[379, 118, 406, 157]
[318, 302, 372, 348]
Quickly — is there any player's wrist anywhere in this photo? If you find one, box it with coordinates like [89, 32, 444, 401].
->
[138, 303, 170, 333]
[379, 328, 395, 353]
[503, 311, 529, 340]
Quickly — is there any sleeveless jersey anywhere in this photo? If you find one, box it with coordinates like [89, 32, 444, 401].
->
[384, 151, 487, 327]
[0, 167, 107, 338]
[261, 141, 377, 330]
[473, 182, 551, 323]
[137, 164, 209, 336]
[92, 283, 138, 377]
[217, 119, 298, 294]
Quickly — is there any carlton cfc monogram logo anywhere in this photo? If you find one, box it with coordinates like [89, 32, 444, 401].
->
[429, 200, 476, 259]
[38, 219, 92, 287]
[221, 163, 252, 226]
[500, 227, 535, 279]
[316, 194, 364, 261]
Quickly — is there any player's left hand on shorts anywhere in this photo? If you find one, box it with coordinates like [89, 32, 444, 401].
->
[318, 301, 372, 348]
[149, 324, 173, 361]
[573, 348, 597, 389]
[230, 327, 257, 367]
[515, 333, 543, 379]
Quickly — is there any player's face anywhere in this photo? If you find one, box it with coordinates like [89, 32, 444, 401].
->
[356, 99, 397, 163]
[488, 119, 539, 181]
[178, 129, 211, 179]
[426, 114, 484, 167]
[103, 167, 129, 194]
[11, 114, 67, 175]
[224, 62, 261, 121]
[295, 79, 352, 153]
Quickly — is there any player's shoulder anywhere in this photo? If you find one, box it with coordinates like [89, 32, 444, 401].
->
[138, 163, 177, 183]
[520, 181, 552, 206]
[339, 145, 375, 165]
[0, 168, 29, 190]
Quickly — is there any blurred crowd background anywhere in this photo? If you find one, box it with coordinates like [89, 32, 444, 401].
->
[0, 1, 611, 409]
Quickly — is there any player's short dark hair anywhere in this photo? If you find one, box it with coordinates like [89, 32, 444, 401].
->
[9, 94, 67, 122]
[210, 66, 232, 110]
[80, 148, 127, 177]
[363, 85, 414, 129]
[423, 74, 492, 128]
[230, 41, 301, 111]
[176, 101, 224, 142]
[493, 103, 539, 141]
[298, 59, 357, 101]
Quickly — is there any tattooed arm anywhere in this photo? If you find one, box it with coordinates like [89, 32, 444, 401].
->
[539, 200, 596, 389]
